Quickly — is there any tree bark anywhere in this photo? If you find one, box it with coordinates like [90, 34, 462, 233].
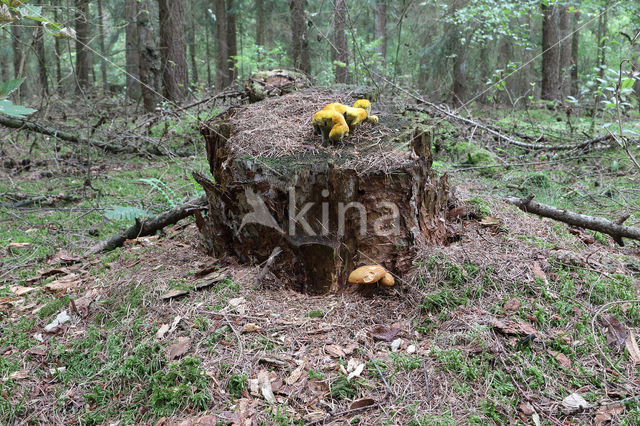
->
[0, 31, 9, 83]
[97, 0, 108, 91]
[333, 0, 347, 83]
[74, 0, 92, 92]
[570, 9, 580, 97]
[186, 2, 199, 85]
[138, 0, 160, 112]
[214, 0, 230, 89]
[158, 0, 188, 101]
[558, 6, 572, 98]
[125, 0, 141, 100]
[289, 0, 311, 74]
[33, 27, 49, 96]
[504, 195, 640, 246]
[374, 0, 387, 67]
[52, 1, 62, 88]
[226, 0, 238, 83]
[256, 0, 265, 48]
[541, 3, 560, 100]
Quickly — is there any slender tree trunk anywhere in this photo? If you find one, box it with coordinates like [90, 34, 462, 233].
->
[597, 6, 608, 82]
[138, 0, 160, 112]
[227, 0, 238, 83]
[186, 1, 198, 85]
[570, 9, 580, 97]
[214, 0, 229, 89]
[0, 31, 10, 83]
[125, 0, 141, 99]
[541, 3, 560, 100]
[52, 1, 62, 88]
[34, 27, 49, 96]
[205, 20, 212, 87]
[158, 0, 188, 101]
[374, 0, 387, 66]
[256, 0, 265, 49]
[11, 23, 27, 99]
[97, 0, 108, 91]
[289, 0, 311, 74]
[264, 0, 274, 49]
[75, 0, 92, 92]
[558, 6, 572, 98]
[333, 0, 347, 83]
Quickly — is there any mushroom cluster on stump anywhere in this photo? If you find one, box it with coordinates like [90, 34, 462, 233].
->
[196, 89, 449, 295]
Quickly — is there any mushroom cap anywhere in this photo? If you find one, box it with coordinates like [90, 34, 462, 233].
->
[353, 99, 372, 114]
[348, 265, 386, 284]
[380, 272, 395, 287]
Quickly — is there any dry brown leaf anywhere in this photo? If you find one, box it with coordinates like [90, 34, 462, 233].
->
[47, 249, 80, 266]
[491, 318, 537, 337]
[547, 350, 571, 368]
[479, 216, 501, 226]
[369, 324, 400, 342]
[243, 323, 261, 333]
[325, 344, 346, 358]
[561, 393, 590, 414]
[156, 324, 170, 340]
[518, 401, 535, 416]
[10, 286, 36, 296]
[349, 398, 376, 410]
[285, 363, 305, 386]
[625, 330, 640, 364]
[258, 370, 276, 404]
[603, 315, 628, 351]
[531, 261, 548, 284]
[594, 403, 624, 426]
[167, 337, 192, 360]
[7, 369, 29, 381]
[504, 298, 521, 311]
[44, 274, 81, 293]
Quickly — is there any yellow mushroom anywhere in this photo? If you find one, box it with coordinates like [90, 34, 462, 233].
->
[380, 272, 395, 287]
[348, 265, 387, 284]
[352, 99, 372, 114]
[329, 112, 349, 141]
[366, 115, 379, 124]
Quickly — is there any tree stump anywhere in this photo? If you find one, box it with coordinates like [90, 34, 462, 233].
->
[196, 89, 449, 294]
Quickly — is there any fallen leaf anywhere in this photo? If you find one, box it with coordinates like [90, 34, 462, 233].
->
[390, 338, 403, 352]
[369, 324, 400, 342]
[44, 274, 81, 293]
[167, 337, 192, 360]
[44, 310, 71, 333]
[504, 298, 521, 311]
[491, 318, 537, 337]
[602, 315, 627, 351]
[73, 293, 94, 318]
[347, 363, 365, 381]
[243, 323, 261, 333]
[406, 344, 416, 354]
[479, 216, 501, 226]
[47, 250, 80, 266]
[194, 268, 229, 290]
[547, 350, 571, 368]
[519, 401, 535, 416]
[325, 344, 346, 358]
[561, 392, 590, 414]
[594, 403, 624, 426]
[258, 370, 276, 404]
[161, 289, 189, 300]
[530, 262, 548, 285]
[625, 330, 640, 365]
[8, 370, 29, 381]
[286, 362, 305, 386]
[156, 324, 170, 340]
[10, 286, 37, 296]
[349, 398, 376, 410]
[343, 342, 358, 354]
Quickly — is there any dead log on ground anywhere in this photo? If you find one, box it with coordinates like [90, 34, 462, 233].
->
[504, 194, 640, 246]
[87, 195, 207, 255]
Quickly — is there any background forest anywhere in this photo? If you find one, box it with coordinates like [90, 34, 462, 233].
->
[1, 1, 640, 425]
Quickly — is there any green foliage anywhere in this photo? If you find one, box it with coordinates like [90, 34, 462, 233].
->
[139, 178, 179, 208]
[330, 375, 360, 400]
[104, 205, 150, 223]
[227, 373, 248, 399]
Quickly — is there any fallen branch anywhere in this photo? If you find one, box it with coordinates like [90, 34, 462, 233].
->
[503, 194, 640, 246]
[0, 114, 140, 154]
[87, 195, 208, 255]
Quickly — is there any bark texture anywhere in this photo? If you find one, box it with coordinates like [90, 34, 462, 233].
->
[541, 3, 560, 100]
[570, 10, 580, 97]
[333, 0, 347, 83]
[125, 0, 141, 100]
[374, 0, 387, 66]
[289, 0, 311, 74]
[138, 0, 160, 112]
[215, 0, 230, 89]
[33, 27, 49, 96]
[74, 0, 92, 92]
[558, 6, 572, 98]
[158, 0, 188, 101]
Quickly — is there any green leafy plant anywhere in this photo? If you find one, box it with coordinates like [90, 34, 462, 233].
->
[104, 205, 150, 223]
[139, 178, 179, 208]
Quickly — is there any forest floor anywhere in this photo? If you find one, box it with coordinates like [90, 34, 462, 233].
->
[1, 92, 640, 425]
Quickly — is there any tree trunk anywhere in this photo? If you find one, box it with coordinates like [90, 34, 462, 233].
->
[541, 3, 560, 100]
[558, 6, 572, 98]
[0, 31, 10, 83]
[158, 0, 188, 101]
[125, 0, 141, 100]
[289, 0, 311, 74]
[214, 0, 229, 89]
[256, 0, 265, 48]
[570, 9, 580, 97]
[374, 0, 387, 67]
[97, 0, 108, 91]
[333, 0, 347, 83]
[226, 0, 238, 83]
[205, 18, 212, 87]
[264, 0, 274, 49]
[187, 2, 199, 85]
[33, 27, 49, 96]
[52, 1, 62, 88]
[197, 90, 449, 295]
[138, 0, 160, 112]
[75, 0, 92, 93]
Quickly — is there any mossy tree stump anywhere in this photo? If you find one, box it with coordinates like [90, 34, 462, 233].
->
[196, 89, 449, 294]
